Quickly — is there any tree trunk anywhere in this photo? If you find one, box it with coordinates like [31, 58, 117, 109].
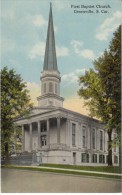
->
[108, 131, 113, 166]
[5, 142, 10, 165]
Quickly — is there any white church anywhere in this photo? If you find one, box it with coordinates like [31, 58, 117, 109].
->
[14, 4, 119, 166]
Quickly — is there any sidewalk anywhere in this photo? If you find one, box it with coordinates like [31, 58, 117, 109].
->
[12, 165, 122, 176]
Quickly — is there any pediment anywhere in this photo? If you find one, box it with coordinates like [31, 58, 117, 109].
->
[15, 106, 56, 121]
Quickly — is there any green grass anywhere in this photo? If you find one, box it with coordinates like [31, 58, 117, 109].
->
[1, 165, 121, 180]
[40, 163, 121, 173]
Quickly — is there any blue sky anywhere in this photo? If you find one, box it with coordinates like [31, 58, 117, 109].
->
[1, 0, 121, 114]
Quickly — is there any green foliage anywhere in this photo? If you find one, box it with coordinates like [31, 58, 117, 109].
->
[1, 67, 33, 161]
[78, 26, 121, 166]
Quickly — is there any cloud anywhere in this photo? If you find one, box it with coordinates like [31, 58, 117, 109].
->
[29, 41, 45, 59]
[80, 49, 95, 60]
[62, 72, 78, 84]
[29, 42, 69, 59]
[26, 82, 40, 106]
[71, 40, 95, 60]
[62, 68, 88, 85]
[96, 11, 122, 41]
[71, 40, 83, 54]
[64, 96, 89, 116]
[32, 14, 57, 33]
[32, 15, 47, 27]
[56, 46, 69, 56]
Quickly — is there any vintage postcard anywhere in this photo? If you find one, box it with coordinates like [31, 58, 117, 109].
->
[1, 0, 121, 193]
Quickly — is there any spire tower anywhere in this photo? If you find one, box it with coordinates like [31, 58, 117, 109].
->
[37, 4, 64, 108]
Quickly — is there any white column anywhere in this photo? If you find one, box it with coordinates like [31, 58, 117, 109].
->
[88, 125, 91, 150]
[22, 125, 25, 152]
[30, 123, 32, 152]
[86, 126, 89, 149]
[47, 119, 50, 147]
[38, 121, 41, 150]
[97, 153, 99, 163]
[96, 128, 100, 151]
[66, 119, 70, 147]
[57, 117, 60, 144]
[104, 130, 105, 152]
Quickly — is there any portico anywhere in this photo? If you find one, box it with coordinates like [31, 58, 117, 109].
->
[16, 114, 69, 153]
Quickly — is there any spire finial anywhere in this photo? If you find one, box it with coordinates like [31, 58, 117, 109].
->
[50, 2, 52, 8]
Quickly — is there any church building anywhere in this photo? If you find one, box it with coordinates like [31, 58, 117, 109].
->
[14, 4, 119, 165]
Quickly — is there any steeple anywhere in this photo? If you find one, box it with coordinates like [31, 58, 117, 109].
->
[37, 4, 64, 108]
[43, 3, 58, 71]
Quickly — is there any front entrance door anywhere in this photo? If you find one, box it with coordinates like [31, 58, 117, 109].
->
[73, 152, 76, 165]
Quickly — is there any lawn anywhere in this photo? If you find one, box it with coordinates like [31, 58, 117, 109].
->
[40, 163, 121, 173]
[2, 165, 121, 180]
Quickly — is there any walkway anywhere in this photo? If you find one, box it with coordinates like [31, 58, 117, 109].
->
[1, 168, 122, 193]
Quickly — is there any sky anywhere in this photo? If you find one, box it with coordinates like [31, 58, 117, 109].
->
[1, 0, 122, 115]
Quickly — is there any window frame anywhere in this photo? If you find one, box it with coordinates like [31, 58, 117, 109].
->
[100, 130, 103, 150]
[99, 154, 105, 163]
[41, 121, 47, 132]
[92, 128, 96, 149]
[41, 135, 47, 147]
[82, 126, 86, 148]
[72, 123, 76, 146]
[49, 82, 53, 93]
[92, 154, 97, 163]
[44, 83, 46, 94]
[81, 153, 89, 163]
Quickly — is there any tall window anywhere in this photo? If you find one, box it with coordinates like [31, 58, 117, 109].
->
[100, 130, 103, 150]
[72, 124, 76, 146]
[49, 82, 53, 93]
[82, 126, 86, 148]
[92, 128, 95, 149]
[92, 154, 97, 163]
[44, 83, 46, 93]
[81, 153, 89, 163]
[99, 154, 105, 163]
[55, 83, 57, 94]
[114, 155, 118, 164]
[41, 121, 47, 132]
[113, 134, 116, 152]
[41, 135, 47, 146]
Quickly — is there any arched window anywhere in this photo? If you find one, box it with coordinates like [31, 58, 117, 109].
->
[49, 82, 53, 93]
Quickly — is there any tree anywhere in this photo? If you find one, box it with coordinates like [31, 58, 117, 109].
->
[78, 26, 121, 166]
[1, 67, 33, 164]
